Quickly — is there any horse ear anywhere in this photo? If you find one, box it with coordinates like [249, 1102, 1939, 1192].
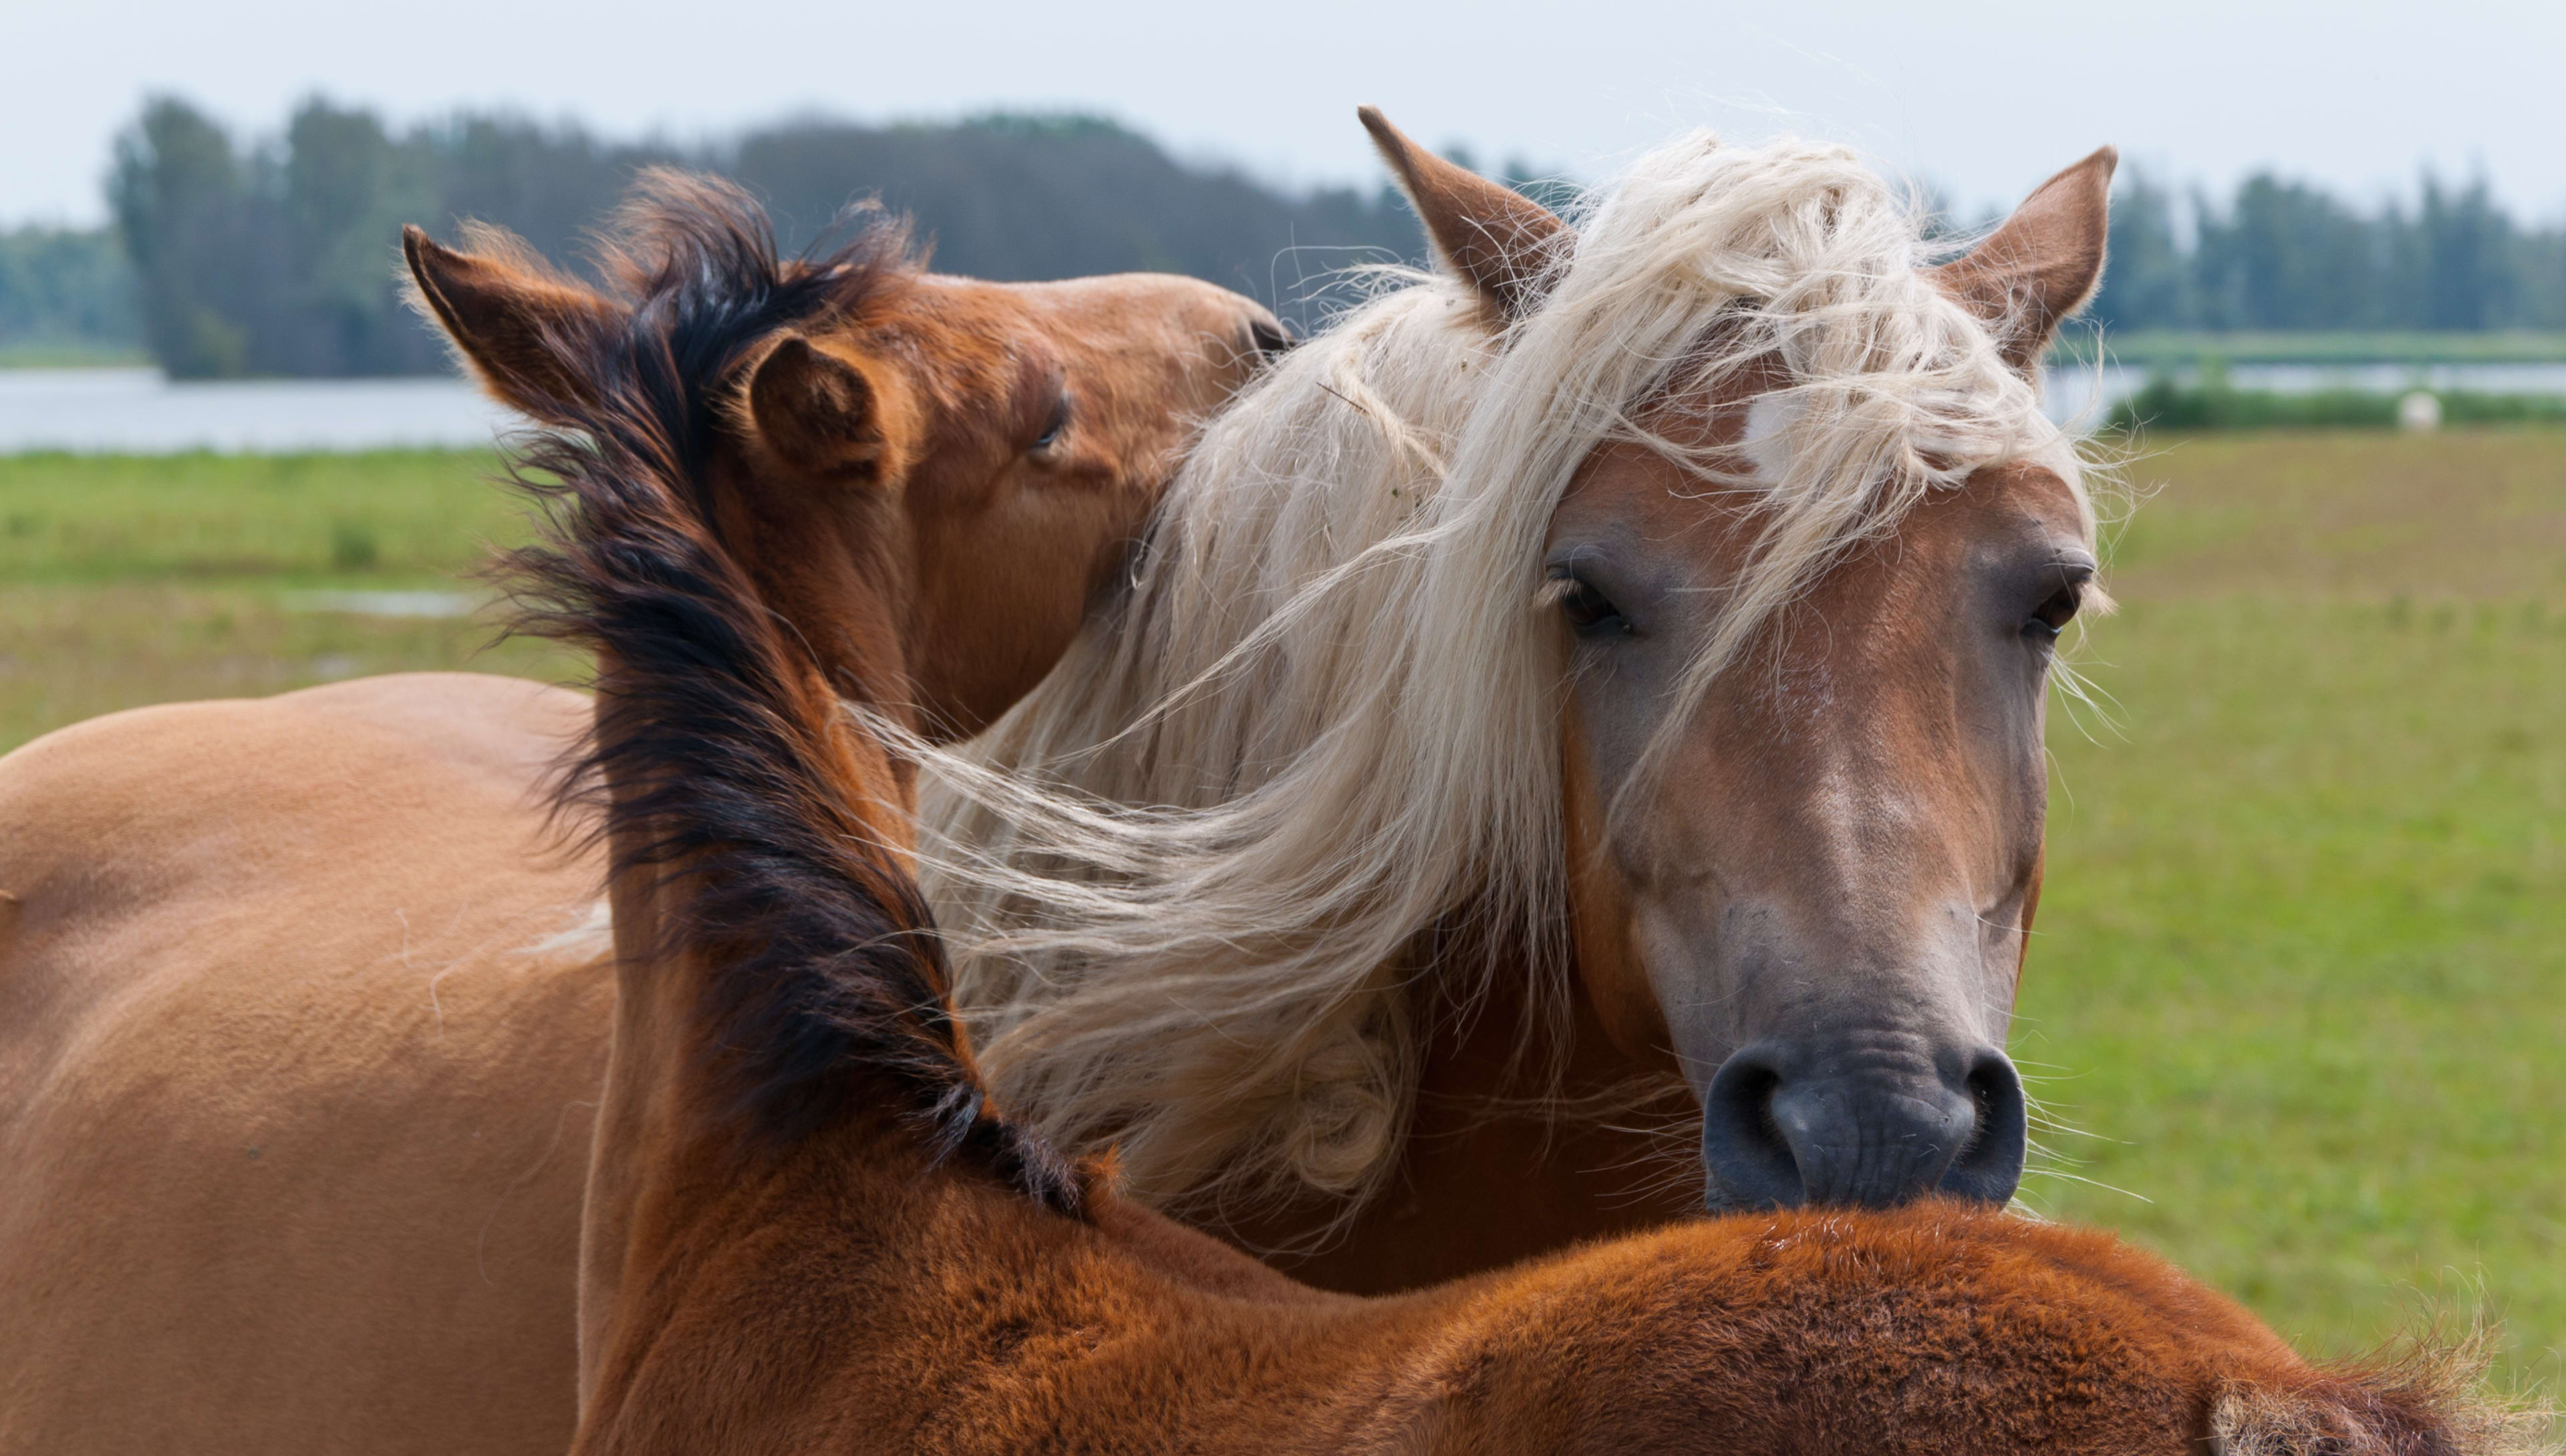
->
[403, 225, 620, 424]
[1933, 146, 2118, 373]
[1359, 106, 1571, 317]
[747, 334, 905, 480]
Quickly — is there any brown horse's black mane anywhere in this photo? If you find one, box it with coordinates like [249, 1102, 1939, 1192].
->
[497, 171, 1083, 1214]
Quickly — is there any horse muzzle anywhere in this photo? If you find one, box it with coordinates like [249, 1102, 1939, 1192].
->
[1698, 1038, 2027, 1210]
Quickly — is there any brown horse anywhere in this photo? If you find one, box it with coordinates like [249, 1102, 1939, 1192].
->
[515, 211, 2532, 1456]
[4, 110, 2144, 1443]
[928, 112, 2119, 1287]
[0, 176, 1278, 1455]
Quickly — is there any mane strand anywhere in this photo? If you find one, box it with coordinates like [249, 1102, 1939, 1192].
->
[494, 170, 1083, 1214]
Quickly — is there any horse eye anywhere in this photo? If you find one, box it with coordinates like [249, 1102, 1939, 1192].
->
[1030, 397, 1070, 453]
[1556, 576, 1628, 637]
[2023, 584, 2082, 643]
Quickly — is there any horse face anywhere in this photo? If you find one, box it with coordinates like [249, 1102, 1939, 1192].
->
[406, 215, 1280, 745]
[1550, 433, 2092, 1212]
[746, 273, 1284, 740]
[1356, 115, 2114, 1212]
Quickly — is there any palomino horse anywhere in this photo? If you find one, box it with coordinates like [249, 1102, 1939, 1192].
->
[0, 175, 1278, 1455]
[926, 111, 2120, 1286]
[507, 208, 2525, 1456]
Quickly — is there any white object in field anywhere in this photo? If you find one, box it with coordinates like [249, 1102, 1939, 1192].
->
[2398, 390, 2443, 432]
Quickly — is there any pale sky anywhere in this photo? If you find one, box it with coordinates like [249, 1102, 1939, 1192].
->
[7, 0, 2562, 229]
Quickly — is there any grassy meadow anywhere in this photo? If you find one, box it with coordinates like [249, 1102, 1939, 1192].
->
[1, 433, 2560, 1395]
[2021, 432, 2565, 1396]
[0, 450, 573, 747]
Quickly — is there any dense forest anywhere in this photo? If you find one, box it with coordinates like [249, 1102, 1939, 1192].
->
[3, 94, 2564, 376]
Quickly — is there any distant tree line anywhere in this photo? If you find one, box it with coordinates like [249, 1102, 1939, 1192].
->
[45, 96, 1433, 378]
[2090, 169, 2566, 333]
[8, 96, 2566, 375]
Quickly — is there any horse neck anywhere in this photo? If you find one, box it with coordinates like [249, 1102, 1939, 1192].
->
[1405, 936, 1698, 1223]
[570, 1012, 1060, 1454]
[1245, 929, 1701, 1292]
[571, 629, 921, 1413]
[570, 951, 925, 1453]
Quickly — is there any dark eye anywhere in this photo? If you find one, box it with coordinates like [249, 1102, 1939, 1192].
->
[1030, 396, 1069, 452]
[1554, 575, 1629, 637]
[2023, 583, 2082, 643]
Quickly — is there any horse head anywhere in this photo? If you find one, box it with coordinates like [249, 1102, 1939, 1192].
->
[405, 174, 1280, 740]
[1365, 115, 2113, 1212]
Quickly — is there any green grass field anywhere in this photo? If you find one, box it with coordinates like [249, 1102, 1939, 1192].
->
[1, 436, 2560, 1397]
[2023, 432, 2565, 1397]
[0, 450, 573, 746]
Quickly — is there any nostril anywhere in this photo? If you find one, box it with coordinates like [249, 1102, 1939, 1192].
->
[1941, 1050, 2027, 1205]
[1247, 317, 1296, 362]
[1700, 1047, 1804, 1211]
[1966, 1059, 2002, 1126]
[1737, 1064, 1784, 1147]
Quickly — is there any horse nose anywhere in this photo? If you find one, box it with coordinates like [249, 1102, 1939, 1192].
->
[1246, 314, 1298, 361]
[1699, 1041, 2025, 1209]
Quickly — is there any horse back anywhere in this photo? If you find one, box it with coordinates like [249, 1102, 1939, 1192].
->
[0, 672, 605, 1455]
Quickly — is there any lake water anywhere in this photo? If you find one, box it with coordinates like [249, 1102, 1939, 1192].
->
[8, 361, 2566, 455]
[0, 368, 517, 454]
[2041, 361, 2566, 427]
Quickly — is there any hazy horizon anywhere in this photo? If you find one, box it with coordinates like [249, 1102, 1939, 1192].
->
[8, 0, 2563, 229]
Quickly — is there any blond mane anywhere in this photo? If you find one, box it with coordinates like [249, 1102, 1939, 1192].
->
[913, 130, 2092, 1219]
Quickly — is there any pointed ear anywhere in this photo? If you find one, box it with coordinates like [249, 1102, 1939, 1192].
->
[1359, 106, 1571, 317]
[746, 334, 905, 480]
[403, 225, 621, 424]
[1933, 146, 2118, 372]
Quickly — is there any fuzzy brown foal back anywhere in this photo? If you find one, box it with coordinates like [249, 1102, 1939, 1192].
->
[495, 198, 2539, 1456]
